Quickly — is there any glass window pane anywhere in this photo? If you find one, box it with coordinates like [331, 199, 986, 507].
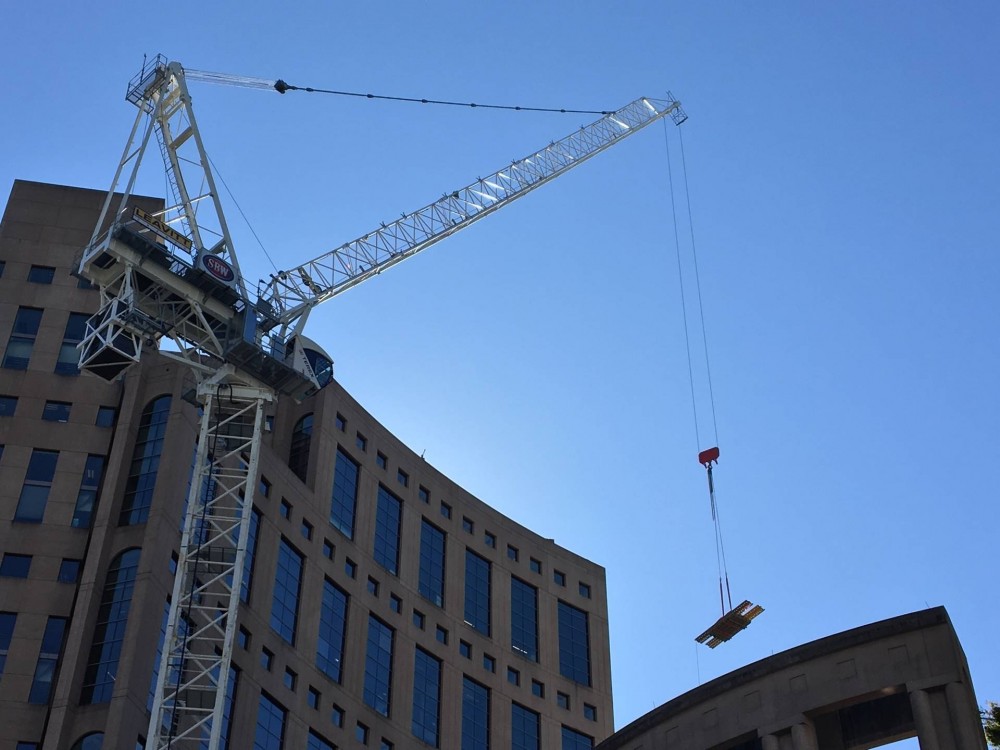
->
[330, 448, 358, 538]
[418, 521, 446, 606]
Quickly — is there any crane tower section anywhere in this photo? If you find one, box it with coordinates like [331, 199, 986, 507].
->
[76, 55, 686, 750]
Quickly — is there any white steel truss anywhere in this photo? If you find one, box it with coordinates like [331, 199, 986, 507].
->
[258, 95, 687, 339]
[147, 369, 272, 749]
[77, 56, 688, 750]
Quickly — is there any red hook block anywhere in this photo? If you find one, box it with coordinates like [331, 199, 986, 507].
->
[698, 446, 720, 467]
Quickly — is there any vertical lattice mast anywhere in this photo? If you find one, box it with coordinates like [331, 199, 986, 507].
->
[148, 370, 271, 748]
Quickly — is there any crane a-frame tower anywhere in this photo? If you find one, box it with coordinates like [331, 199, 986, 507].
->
[77, 55, 686, 749]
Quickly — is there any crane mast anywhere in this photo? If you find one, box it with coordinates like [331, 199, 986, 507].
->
[76, 55, 686, 750]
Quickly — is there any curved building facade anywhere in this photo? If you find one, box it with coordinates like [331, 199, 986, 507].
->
[0, 180, 613, 749]
[598, 607, 983, 750]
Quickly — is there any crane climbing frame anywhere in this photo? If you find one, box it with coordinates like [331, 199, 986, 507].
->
[77, 54, 687, 749]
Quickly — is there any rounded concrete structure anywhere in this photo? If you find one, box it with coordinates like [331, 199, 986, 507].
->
[599, 607, 984, 750]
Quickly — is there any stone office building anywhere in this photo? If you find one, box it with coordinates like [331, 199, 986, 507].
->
[0, 180, 613, 749]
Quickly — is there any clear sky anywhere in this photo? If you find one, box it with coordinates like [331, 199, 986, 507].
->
[2, 2, 997, 744]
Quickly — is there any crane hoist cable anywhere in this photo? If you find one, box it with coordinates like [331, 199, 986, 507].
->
[660, 122, 764, 648]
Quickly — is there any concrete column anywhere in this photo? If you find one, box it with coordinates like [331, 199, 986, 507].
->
[761, 734, 781, 750]
[791, 722, 820, 750]
[945, 681, 987, 750]
[909, 688, 941, 750]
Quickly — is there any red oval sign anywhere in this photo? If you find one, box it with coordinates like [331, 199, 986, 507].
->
[203, 255, 235, 282]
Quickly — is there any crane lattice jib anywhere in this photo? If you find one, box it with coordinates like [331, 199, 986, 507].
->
[258, 95, 687, 337]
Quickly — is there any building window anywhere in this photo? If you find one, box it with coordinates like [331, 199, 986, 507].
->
[397, 468, 408, 487]
[356, 432, 367, 452]
[435, 625, 448, 644]
[69, 735, 104, 750]
[380, 740, 393, 750]
[345, 558, 357, 578]
[511, 577, 539, 662]
[373, 486, 402, 575]
[288, 413, 313, 482]
[483, 654, 495, 673]
[308, 730, 334, 750]
[558, 601, 591, 686]
[530, 558, 542, 574]
[322, 538, 335, 560]
[119, 395, 171, 525]
[583, 703, 597, 721]
[412, 647, 441, 747]
[579, 582, 591, 599]
[283, 667, 297, 690]
[259, 477, 272, 498]
[317, 578, 348, 683]
[81, 548, 141, 703]
[0, 395, 17, 416]
[261, 647, 274, 671]
[3, 306, 42, 370]
[0, 612, 15, 680]
[330, 448, 359, 539]
[554, 570, 566, 587]
[331, 704, 344, 728]
[28, 265, 55, 284]
[335, 413, 346, 431]
[561, 726, 594, 749]
[512, 703, 540, 750]
[95, 406, 116, 427]
[71, 456, 104, 529]
[279, 498, 291, 519]
[413, 610, 425, 630]
[462, 516, 474, 534]
[1, 553, 31, 578]
[440, 501, 452, 520]
[271, 538, 304, 644]
[484, 531, 496, 548]
[418, 485, 430, 503]
[557, 691, 570, 710]
[419, 520, 446, 606]
[464, 549, 491, 636]
[356, 723, 369, 745]
[254, 692, 286, 750]
[147, 600, 169, 712]
[220, 668, 238, 749]
[238, 626, 251, 650]
[390, 594, 402, 614]
[460, 640, 472, 659]
[55, 313, 89, 374]
[507, 544, 519, 562]
[43, 401, 71, 422]
[367, 577, 380, 597]
[15, 449, 58, 523]
[363, 616, 394, 716]
[507, 666, 520, 686]
[301, 518, 313, 540]
[373, 451, 387, 471]
[462, 677, 490, 750]
[29, 616, 67, 704]
[532, 679, 544, 697]
[58, 559, 82, 583]
[241, 508, 261, 603]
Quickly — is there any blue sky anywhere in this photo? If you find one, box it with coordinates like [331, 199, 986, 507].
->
[3, 2, 998, 743]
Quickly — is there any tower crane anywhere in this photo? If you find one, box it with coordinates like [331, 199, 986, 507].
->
[77, 54, 687, 750]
